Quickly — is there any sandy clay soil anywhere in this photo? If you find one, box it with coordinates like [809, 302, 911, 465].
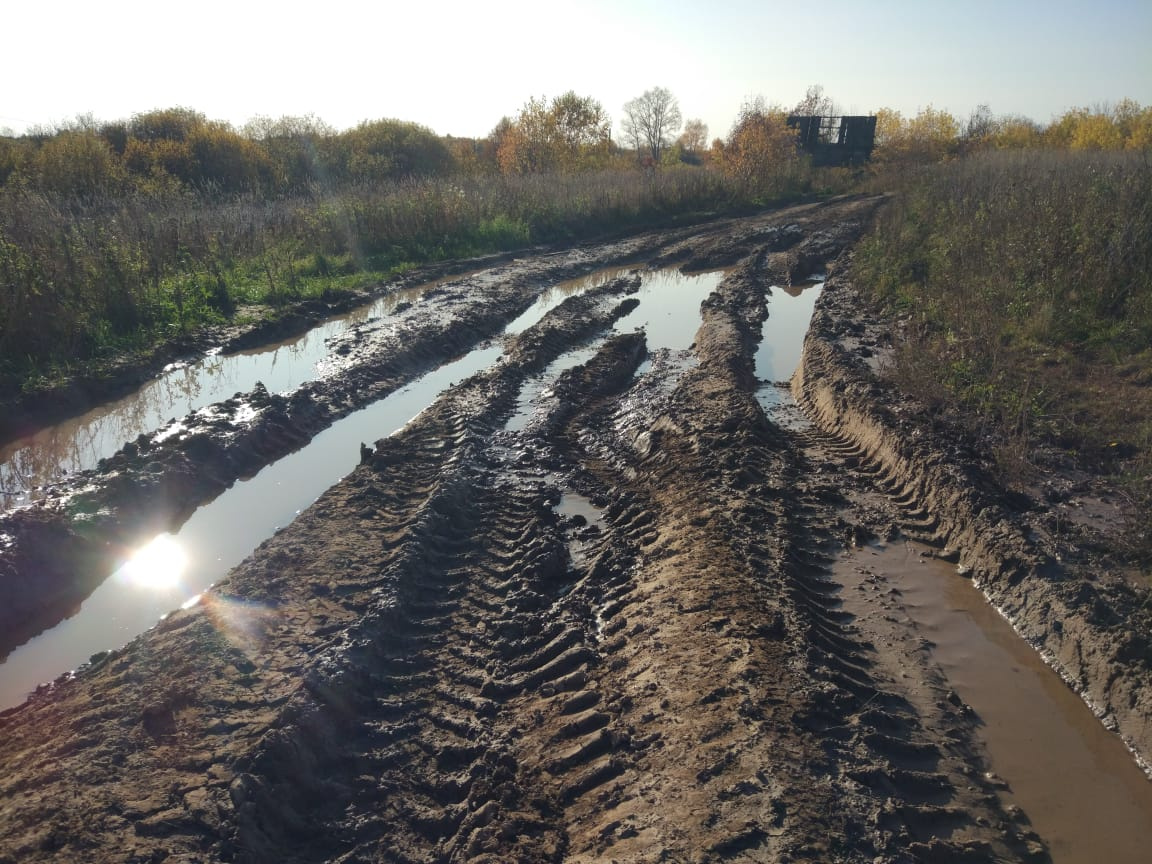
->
[0, 197, 1149, 863]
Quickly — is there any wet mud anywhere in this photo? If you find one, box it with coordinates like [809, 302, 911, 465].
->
[793, 258, 1152, 781]
[0, 216, 795, 659]
[1, 196, 1150, 863]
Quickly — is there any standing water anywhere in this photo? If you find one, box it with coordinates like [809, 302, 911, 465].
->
[0, 280, 439, 509]
[755, 277, 824, 407]
[503, 268, 725, 433]
[0, 266, 645, 708]
[835, 542, 1152, 864]
[0, 342, 505, 708]
[762, 276, 1152, 859]
[611, 269, 725, 352]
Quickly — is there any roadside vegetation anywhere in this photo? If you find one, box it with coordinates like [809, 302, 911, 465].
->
[0, 95, 854, 391]
[853, 108, 1152, 563]
[2, 88, 1151, 564]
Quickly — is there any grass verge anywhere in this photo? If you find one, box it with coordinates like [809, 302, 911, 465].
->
[854, 150, 1152, 564]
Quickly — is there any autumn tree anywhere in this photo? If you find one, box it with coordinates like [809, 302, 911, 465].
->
[242, 114, 335, 191]
[325, 119, 453, 183]
[995, 115, 1043, 149]
[677, 119, 709, 163]
[0, 135, 32, 185]
[962, 104, 999, 151]
[32, 130, 125, 198]
[119, 108, 273, 193]
[187, 121, 271, 192]
[622, 87, 682, 164]
[871, 105, 959, 164]
[719, 97, 801, 197]
[496, 93, 611, 174]
[1046, 101, 1152, 151]
[793, 84, 837, 117]
[550, 91, 612, 168]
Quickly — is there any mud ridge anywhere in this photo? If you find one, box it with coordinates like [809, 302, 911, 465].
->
[793, 255, 1152, 776]
[0, 196, 1065, 863]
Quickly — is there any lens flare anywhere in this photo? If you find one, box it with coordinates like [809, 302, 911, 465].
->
[119, 534, 188, 590]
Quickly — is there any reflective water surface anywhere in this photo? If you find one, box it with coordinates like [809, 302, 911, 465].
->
[612, 269, 725, 351]
[0, 280, 438, 509]
[0, 266, 653, 707]
[504, 268, 724, 433]
[755, 278, 824, 388]
[0, 340, 505, 708]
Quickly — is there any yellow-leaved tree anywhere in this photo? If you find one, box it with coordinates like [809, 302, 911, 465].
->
[718, 97, 802, 198]
[496, 93, 612, 175]
[872, 105, 959, 165]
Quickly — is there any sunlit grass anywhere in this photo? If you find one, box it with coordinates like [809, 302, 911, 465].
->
[855, 148, 1152, 562]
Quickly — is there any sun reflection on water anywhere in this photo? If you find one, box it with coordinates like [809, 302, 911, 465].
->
[118, 534, 188, 590]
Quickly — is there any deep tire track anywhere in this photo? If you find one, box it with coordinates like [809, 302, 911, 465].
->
[0, 197, 1069, 864]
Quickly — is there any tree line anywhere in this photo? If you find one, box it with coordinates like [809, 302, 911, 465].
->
[1, 84, 1148, 388]
[2, 87, 1148, 202]
[0, 88, 705, 201]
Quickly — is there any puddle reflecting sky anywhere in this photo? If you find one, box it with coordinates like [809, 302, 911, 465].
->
[555, 491, 606, 529]
[612, 269, 725, 352]
[0, 342, 505, 709]
[503, 267, 632, 336]
[0, 265, 726, 708]
[755, 279, 824, 383]
[504, 345, 601, 433]
[0, 281, 435, 509]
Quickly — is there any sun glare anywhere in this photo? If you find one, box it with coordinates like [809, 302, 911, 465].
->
[120, 534, 188, 590]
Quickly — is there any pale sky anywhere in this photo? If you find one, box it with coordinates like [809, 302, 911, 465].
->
[4, 0, 1150, 141]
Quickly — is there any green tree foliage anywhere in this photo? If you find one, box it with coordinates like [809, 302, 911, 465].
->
[549, 91, 613, 170]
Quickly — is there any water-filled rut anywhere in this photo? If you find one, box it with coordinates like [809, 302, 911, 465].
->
[0, 279, 443, 509]
[1, 263, 698, 706]
[833, 540, 1152, 863]
[1, 199, 1150, 864]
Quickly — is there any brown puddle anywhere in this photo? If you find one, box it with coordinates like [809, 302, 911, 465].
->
[835, 540, 1152, 864]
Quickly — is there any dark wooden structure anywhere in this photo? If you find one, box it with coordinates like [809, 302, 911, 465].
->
[787, 115, 877, 166]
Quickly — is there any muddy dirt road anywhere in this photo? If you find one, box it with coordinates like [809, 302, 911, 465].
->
[1, 198, 1150, 863]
